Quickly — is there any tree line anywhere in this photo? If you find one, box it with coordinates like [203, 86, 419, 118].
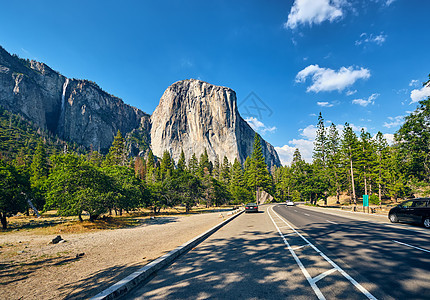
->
[0, 131, 271, 229]
[273, 77, 430, 205]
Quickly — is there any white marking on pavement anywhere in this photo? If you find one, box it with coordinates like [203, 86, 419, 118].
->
[294, 210, 298, 212]
[304, 213, 310, 216]
[392, 240, 430, 253]
[269, 206, 377, 300]
[267, 207, 325, 300]
[291, 244, 310, 251]
[326, 220, 338, 225]
[312, 268, 337, 284]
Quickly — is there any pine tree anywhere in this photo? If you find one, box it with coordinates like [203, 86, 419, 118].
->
[341, 123, 359, 205]
[105, 130, 127, 166]
[313, 112, 327, 166]
[248, 133, 272, 193]
[374, 132, 389, 205]
[358, 129, 376, 196]
[188, 153, 199, 174]
[160, 150, 174, 180]
[146, 150, 156, 184]
[177, 149, 187, 172]
[199, 148, 212, 177]
[220, 156, 231, 185]
[326, 123, 342, 204]
[30, 140, 48, 182]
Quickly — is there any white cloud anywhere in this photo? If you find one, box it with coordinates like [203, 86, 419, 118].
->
[317, 101, 334, 107]
[383, 133, 395, 145]
[275, 122, 369, 165]
[296, 64, 371, 93]
[410, 83, 430, 103]
[275, 145, 296, 165]
[346, 89, 357, 96]
[245, 117, 277, 134]
[385, 0, 395, 6]
[352, 93, 379, 107]
[355, 33, 387, 46]
[285, 0, 345, 29]
[409, 79, 419, 87]
[383, 115, 404, 128]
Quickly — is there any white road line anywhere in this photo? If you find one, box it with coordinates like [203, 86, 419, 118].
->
[294, 210, 297, 212]
[268, 207, 326, 300]
[283, 232, 297, 237]
[392, 240, 430, 253]
[269, 206, 377, 300]
[304, 213, 310, 216]
[312, 268, 337, 284]
[291, 244, 310, 251]
[327, 220, 338, 225]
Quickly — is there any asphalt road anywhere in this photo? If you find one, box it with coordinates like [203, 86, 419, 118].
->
[122, 205, 430, 299]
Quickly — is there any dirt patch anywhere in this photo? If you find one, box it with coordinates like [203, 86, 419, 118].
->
[0, 211, 230, 299]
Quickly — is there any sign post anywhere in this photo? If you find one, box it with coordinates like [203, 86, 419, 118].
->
[363, 195, 369, 213]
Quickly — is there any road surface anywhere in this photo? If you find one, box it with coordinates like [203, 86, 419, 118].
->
[123, 204, 430, 299]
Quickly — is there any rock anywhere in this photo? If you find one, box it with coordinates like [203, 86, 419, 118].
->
[52, 235, 63, 244]
[58, 239, 67, 244]
[76, 253, 85, 258]
[150, 79, 281, 168]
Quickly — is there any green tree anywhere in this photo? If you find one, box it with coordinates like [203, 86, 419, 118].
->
[247, 133, 272, 194]
[177, 149, 187, 172]
[220, 156, 231, 185]
[188, 153, 199, 174]
[105, 130, 127, 166]
[0, 159, 29, 229]
[29, 141, 49, 210]
[326, 123, 343, 204]
[312, 113, 329, 205]
[146, 150, 156, 184]
[199, 148, 212, 177]
[341, 123, 359, 204]
[45, 154, 113, 221]
[160, 150, 174, 180]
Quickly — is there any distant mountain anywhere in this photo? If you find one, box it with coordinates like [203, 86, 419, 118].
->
[0, 46, 280, 167]
[151, 79, 281, 168]
[0, 46, 150, 154]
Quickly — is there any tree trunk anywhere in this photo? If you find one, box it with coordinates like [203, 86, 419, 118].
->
[379, 182, 382, 208]
[1, 212, 7, 229]
[78, 213, 83, 222]
[350, 152, 356, 205]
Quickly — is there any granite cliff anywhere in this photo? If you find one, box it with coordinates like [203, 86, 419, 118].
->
[151, 79, 281, 168]
[0, 46, 280, 167]
[0, 46, 150, 152]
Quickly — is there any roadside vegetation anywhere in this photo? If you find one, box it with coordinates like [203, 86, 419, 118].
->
[272, 76, 430, 206]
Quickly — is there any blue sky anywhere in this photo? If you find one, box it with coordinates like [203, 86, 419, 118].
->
[1, 0, 430, 165]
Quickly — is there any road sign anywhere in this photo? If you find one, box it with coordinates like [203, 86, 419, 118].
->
[363, 195, 369, 207]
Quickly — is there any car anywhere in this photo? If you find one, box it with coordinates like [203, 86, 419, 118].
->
[388, 198, 430, 228]
[245, 203, 258, 213]
[286, 201, 295, 206]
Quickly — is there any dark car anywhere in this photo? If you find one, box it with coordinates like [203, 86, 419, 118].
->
[389, 198, 430, 228]
[245, 203, 258, 213]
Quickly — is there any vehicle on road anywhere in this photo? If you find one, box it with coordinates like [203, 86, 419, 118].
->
[245, 203, 258, 213]
[388, 198, 430, 228]
[286, 201, 295, 206]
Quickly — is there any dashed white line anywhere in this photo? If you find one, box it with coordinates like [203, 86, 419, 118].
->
[392, 240, 430, 253]
[304, 213, 310, 216]
[326, 220, 338, 225]
[269, 206, 377, 300]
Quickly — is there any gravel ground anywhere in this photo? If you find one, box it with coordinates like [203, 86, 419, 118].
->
[0, 211, 228, 299]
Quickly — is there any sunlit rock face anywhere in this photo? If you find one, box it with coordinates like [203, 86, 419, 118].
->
[150, 79, 281, 168]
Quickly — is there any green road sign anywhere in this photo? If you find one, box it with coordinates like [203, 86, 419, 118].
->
[363, 195, 369, 207]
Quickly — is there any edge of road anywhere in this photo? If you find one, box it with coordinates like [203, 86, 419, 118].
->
[90, 208, 245, 300]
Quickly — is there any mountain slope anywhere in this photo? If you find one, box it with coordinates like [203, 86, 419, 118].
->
[151, 79, 281, 167]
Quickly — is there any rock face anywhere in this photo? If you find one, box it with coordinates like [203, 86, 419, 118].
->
[0, 46, 150, 152]
[151, 79, 281, 168]
[0, 46, 280, 166]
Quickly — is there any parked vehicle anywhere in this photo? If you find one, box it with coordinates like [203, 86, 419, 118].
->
[245, 203, 258, 213]
[388, 198, 430, 228]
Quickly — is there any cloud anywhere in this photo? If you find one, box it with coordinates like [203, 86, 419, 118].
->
[409, 79, 419, 87]
[384, 0, 395, 6]
[285, 0, 345, 29]
[296, 64, 370, 93]
[352, 93, 379, 107]
[383, 115, 404, 128]
[275, 122, 368, 165]
[355, 33, 387, 46]
[346, 89, 357, 96]
[245, 117, 277, 134]
[317, 101, 334, 107]
[383, 133, 395, 145]
[410, 83, 430, 103]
